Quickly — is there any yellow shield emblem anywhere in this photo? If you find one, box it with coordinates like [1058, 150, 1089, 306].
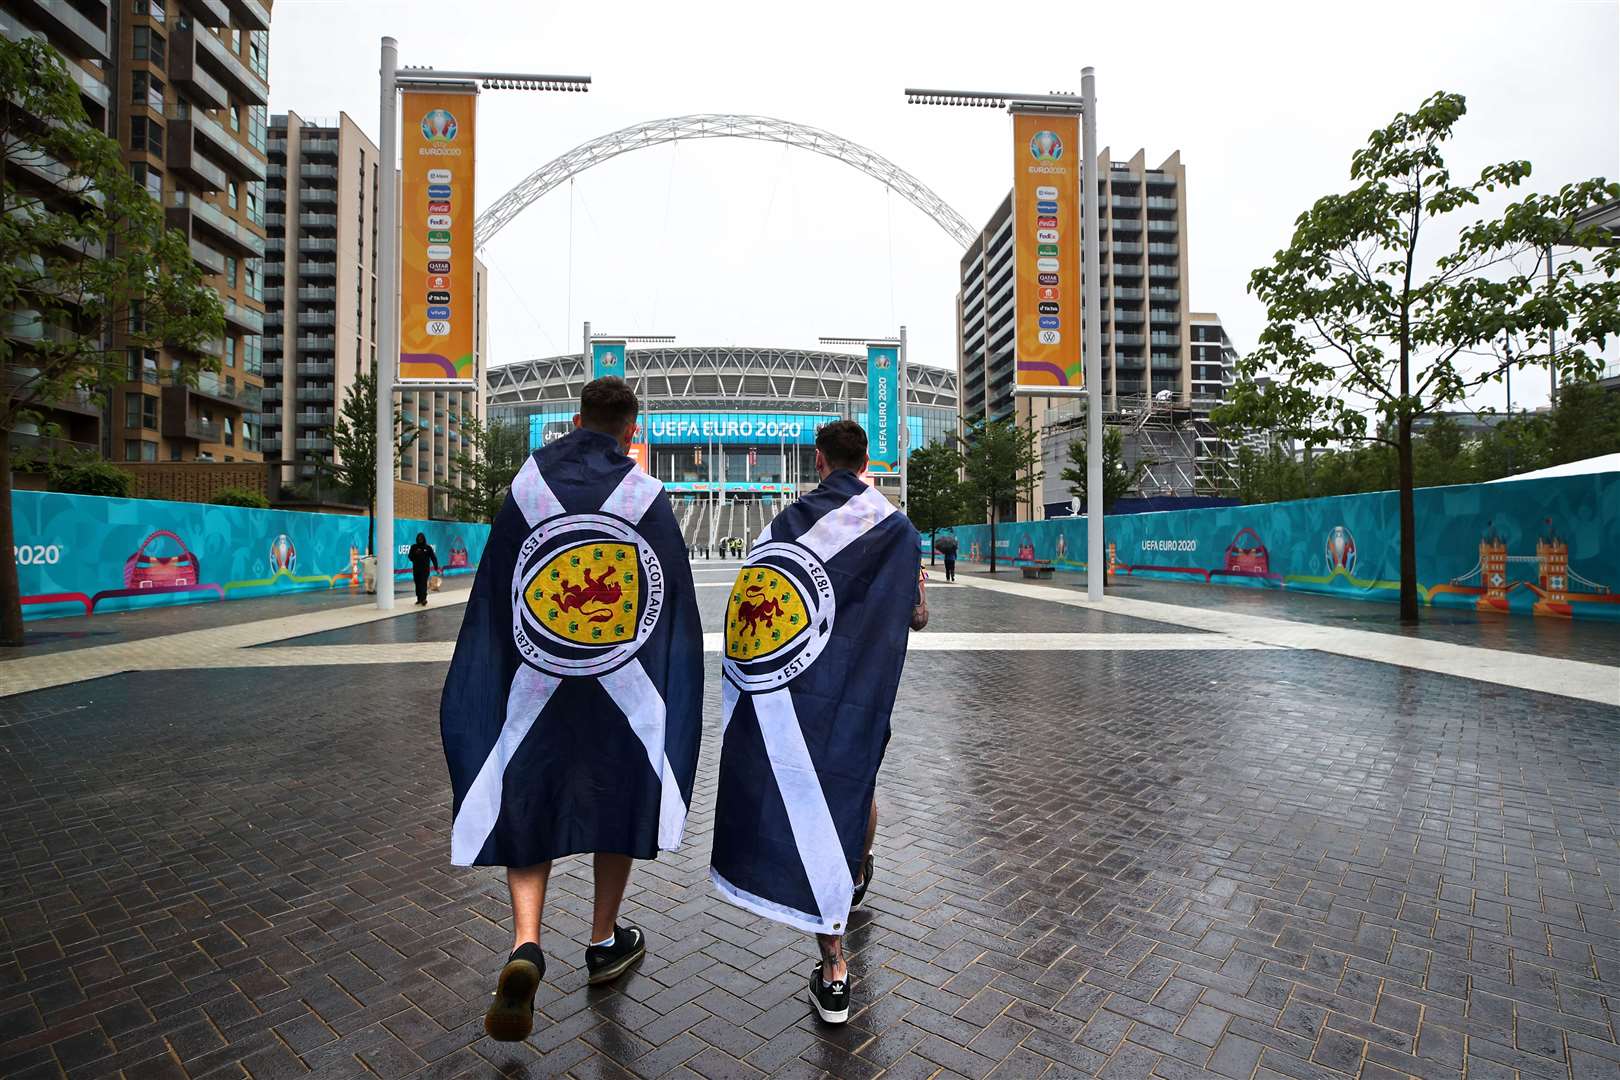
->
[725, 566, 810, 660]
[522, 541, 639, 645]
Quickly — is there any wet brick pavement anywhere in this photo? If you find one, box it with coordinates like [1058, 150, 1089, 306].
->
[1, 582, 1617, 1079]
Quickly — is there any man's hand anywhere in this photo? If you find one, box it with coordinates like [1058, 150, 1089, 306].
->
[910, 568, 929, 631]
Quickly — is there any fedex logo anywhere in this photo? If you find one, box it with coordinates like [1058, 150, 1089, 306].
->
[1037, 229, 1059, 243]
[427, 214, 451, 229]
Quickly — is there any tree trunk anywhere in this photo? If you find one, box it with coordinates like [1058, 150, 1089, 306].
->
[1, 431, 25, 646]
[929, 528, 937, 565]
[1397, 416, 1419, 624]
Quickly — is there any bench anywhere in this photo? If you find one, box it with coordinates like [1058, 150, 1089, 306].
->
[1021, 561, 1055, 580]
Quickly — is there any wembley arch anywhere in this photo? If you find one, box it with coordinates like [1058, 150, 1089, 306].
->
[473, 114, 978, 250]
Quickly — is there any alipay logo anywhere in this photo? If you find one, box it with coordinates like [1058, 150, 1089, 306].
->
[421, 109, 459, 142]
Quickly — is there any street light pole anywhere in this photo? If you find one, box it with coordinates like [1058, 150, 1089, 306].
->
[898, 324, 909, 510]
[1081, 67, 1103, 601]
[375, 37, 400, 609]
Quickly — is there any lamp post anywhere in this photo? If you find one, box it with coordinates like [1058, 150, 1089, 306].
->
[820, 333, 907, 507]
[905, 72, 1104, 600]
[374, 37, 589, 609]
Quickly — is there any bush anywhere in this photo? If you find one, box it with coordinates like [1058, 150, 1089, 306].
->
[53, 461, 132, 498]
[210, 487, 270, 509]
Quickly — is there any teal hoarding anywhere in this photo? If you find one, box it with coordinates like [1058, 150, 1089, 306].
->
[930, 472, 1620, 621]
[866, 344, 900, 474]
[12, 490, 490, 621]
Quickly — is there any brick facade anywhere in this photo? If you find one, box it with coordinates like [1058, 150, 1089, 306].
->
[117, 463, 269, 503]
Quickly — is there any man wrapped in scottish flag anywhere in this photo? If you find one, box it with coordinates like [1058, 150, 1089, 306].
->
[711, 420, 929, 1024]
[440, 378, 702, 1042]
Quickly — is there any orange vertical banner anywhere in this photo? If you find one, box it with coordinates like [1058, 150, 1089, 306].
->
[1012, 112, 1082, 391]
[400, 89, 477, 382]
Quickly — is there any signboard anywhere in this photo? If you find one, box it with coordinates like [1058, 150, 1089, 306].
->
[591, 339, 626, 381]
[626, 440, 649, 472]
[400, 89, 478, 382]
[527, 410, 926, 451]
[866, 343, 900, 474]
[1012, 111, 1082, 391]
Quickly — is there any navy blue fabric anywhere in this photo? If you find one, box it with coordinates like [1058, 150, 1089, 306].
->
[440, 428, 702, 867]
[712, 471, 920, 925]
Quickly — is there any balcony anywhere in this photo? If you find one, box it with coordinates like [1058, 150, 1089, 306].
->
[225, 0, 270, 30]
[298, 186, 336, 204]
[173, 109, 266, 182]
[1112, 262, 1143, 277]
[297, 286, 336, 302]
[13, 0, 109, 60]
[295, 436, 333, 452]
[297, 361, 334, 376]
[296, 385, 334, 402]
[181, 0, 230, 26]
[174, 25, 267, 106]
[297, 260, 336, 277]
[297, 335, 335, 352]
[166, 192, 265, 258]
[1112, 333, 1145, 347]
[168, 130, 228, 192]
[1150, 309, 1179, 324]
[298, 212, 338, 230]
[299, 237, 337, 254]
[1113, 287, 1143, 300]
[169, 34, 229, 110]
[1151, 353, 1182, 370]
[1114, 310, 1144, 324]
[262, 335, 283, 353]
[1147, 243, 1178, 256]
[296, 310, 335, 328]
[1151, 333, 1181, 347]
[261, 360, 281, 378]
[1149, 287, 1180, 301]
[299, 163, 338, 180]
[1147, 220, 1178, 233]
[1149, 265, 1179, 279]
[301, 137, 339, 157]
[1110, 195, 1141, 210]
[221, 298, 265, 335]
[1111, 241, 1143, 255]
[189, 238, 226, 275]
[296, 410, 333, 427]
[1147, 197, 1178, 211]
[1111, 218, 1141, 233]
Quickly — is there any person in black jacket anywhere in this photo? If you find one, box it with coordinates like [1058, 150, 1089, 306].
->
[408, 533, 439, 606]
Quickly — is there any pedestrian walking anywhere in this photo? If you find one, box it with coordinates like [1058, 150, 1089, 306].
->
[936, 530, 958, 582]
[710, 420, 927, 1025]
[408, 532, 439, 606]
[440, 377, 703, 1042]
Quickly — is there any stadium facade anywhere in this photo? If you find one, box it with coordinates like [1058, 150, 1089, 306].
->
[488, 346, 958, 526]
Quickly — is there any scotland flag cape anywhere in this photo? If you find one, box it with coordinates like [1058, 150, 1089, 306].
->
[711, 470, 920, 934]
[440, 428, 702, 867]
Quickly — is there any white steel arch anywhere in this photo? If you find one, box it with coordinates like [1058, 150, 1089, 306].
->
[474, 114, 977, 251]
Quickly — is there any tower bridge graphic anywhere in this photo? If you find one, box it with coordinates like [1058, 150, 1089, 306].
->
[1434, 520, 1616, 618]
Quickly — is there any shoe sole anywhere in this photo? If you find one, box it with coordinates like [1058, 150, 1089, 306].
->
[484, 958, 540, 1041]
[586, 939, 646, 985]
[808, 988, 849, 1024]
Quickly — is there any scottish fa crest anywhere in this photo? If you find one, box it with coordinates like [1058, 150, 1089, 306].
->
[723, 542, 835, 691]
[513, 514, 664, 677]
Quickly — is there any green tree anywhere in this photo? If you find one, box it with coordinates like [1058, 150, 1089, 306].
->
[449, 416, 531, 524]
[328, 368, 418, 554]
[1216, 92, 1619, 622]
[1, 37, 223, 646]
[904, 440, 965, 564]
[955, 419, 1041, 573]
[1061, 427, 1148, 514]
[1541, 380, 1620, 466]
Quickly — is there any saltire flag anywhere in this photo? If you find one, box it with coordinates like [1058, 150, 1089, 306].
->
[710, 470, 920, 934]
[441, 428, 702, 867]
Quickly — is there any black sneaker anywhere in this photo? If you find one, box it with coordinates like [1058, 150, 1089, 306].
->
[484, 942, 544, 1042]
[851, 854, 875, 909]
[584, 924, 646, 985]
[808, 963, 850, 1024]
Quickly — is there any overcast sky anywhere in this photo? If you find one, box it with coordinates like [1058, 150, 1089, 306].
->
[269, 0, 1618, 412]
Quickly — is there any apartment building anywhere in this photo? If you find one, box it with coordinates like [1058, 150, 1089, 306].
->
[262, 111, 487, 494]
[115, 0, 273, 464]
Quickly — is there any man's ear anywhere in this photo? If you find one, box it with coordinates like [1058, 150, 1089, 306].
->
[572, 414, 583, 429]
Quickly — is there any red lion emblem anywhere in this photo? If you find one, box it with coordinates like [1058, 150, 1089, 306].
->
[737, 583, 785, 637]
[552, 567, 623, 623]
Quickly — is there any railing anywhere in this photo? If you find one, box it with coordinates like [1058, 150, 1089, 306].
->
[295, 386, 333, 402]
[295, 436, 333, 451]
[221, 298, 265, 334]
[299, 163, 339, 179]
[296, 310, 335, 327]
[178, 103, 267, 181]
[1151, 333, 1181, 346]
[1148, 243, 1178, 256]
[189, 238, 226, 274]
[298, 237, 337, 253]
[297, 261, 336, 276]
[1147, 197, 1178, 210]
[298, 186, 336, 203]
[1113, 287, 1144, 300]
[297, 361, 334, 376]
[1147, 220, 1177, 233]
[1151, 354, 1183, 370]
[297, 286, 337, 302]
[1150, 287, 1180, 301]
[1150, 309, 1179, 324]
[1111, 195, 1142, 209]
[1149, 265, 1178, 278]
[301, 137, 339, 156]
[296, 336, 335, 351]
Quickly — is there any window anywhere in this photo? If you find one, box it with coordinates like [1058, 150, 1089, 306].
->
[127, 347, 159, 383]
[241, 335, 262, 375]
[229, 105, 240, 132]
[227, 181, 238, 210]
[246, 182, 263, 226]
[245, 259, 262, 302]
[230, 28, 241, 52]
[124, 392, 144, 429]
[225, 375, 236, 400]
[132, 71, 164, 111]
[132, 27, 166, 68]
[124, 439, 157, 461]
[130, 162, 163, 200]
[129, 116, 164, 159]
[225, 256, 238, 289]
[170, 445, 183, 461]
[224, 336, 236, 368]
[134, 0, 166, 22]
[249, 30, 268, 79]
[249, 105, 266, 153]
[223, 417, 234, 446]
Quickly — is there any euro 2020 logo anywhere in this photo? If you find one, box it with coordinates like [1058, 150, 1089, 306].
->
[1030, 130, 1064, 160]
[421, 109, 459, 143]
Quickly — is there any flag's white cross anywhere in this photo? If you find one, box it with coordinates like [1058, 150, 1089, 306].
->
[451, 462, 684, 866]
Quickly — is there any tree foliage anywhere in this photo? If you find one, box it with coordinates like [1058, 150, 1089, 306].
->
[328, 368, 419, 552]
[449, 416, 531, 524]
[1061, 427, 1148, 514]
[904, 441, 965, 562]
[209, 487, 270, 509]
[955, 419, 1041, 573]
[1214, 91, 1619, 622]
[1, 36, 223, 645]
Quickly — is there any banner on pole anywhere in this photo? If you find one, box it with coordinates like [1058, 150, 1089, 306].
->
[591, 339, 627, 382]
[400, 88, 478, 383]
[1012, 111, 1082, 392]
[866, 343, 900, 474]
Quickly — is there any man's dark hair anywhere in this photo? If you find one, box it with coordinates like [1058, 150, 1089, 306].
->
[815, 420, 868, 471]
[579, 377, 639, 434]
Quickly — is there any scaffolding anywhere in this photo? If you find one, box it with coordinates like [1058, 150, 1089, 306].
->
[1039, 391, 1235, 505]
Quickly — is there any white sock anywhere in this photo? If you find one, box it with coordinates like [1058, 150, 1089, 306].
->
[590, 934, 615, 948]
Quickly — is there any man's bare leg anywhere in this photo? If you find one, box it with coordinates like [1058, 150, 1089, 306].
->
[859, 798, 878, 883]
[816, 932, 847, 982]
[508, 862, 552, 952]
[591, 853, 634, 941]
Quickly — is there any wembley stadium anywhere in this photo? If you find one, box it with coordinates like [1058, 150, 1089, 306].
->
[487, 345, 959, 542]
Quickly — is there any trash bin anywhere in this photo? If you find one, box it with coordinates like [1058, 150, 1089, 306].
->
[361, 555, 378, 594]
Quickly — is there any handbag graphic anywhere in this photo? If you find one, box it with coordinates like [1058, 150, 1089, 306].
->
[124, 530, 201, 589]
[1223, 527, 1271, 576]
[448, 536, 469, 569]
